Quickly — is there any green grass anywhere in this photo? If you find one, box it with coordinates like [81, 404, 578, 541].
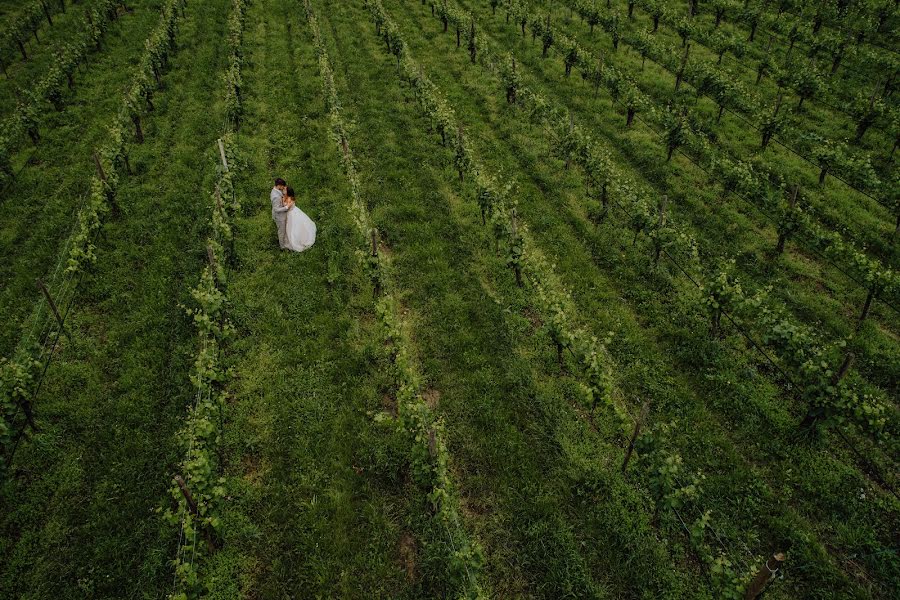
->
[201, 0, 417, 596]
[0, 0, 896, 597]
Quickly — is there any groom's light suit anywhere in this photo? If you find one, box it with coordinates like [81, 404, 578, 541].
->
[271, 187, 289, 248]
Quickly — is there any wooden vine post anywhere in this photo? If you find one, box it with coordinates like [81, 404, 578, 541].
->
[371, 228, 381, 297]
[594, 55, 604, 98]
[801, 352, 854, 431]
[217, 138, 229, 172]
[675, 44, 690, 91]
[775, 184, 799, 254]
[132, 113, 143, 143]
[174, 475, 218, 553]
[41, 1, 53, 26]
[93, 151, 119, 216]
[92, 151, 107, 183]
[35, 279, 71, 341]
[857, 280, 879, 328]
[622, 401, 649, 474]
[744, 552, 785, 599]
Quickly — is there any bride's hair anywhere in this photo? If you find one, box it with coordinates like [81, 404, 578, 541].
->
[285, 186, 296, 199]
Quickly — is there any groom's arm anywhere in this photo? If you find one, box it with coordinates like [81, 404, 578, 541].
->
[271, 191, 290, 213]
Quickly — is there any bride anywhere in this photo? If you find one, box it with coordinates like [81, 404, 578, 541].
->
[283, 186, 316, 252]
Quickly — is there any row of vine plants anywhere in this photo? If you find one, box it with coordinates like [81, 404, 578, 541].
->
[368, 0, 789, 594]
[0, 0, 129, 188]
[0, 0, 188, 471]
[163, 1, 247, 598]
[503, 0, 898, 232]
[404, 0, 897, 592]
[489, 0, 900, 321]
[697, 0, 899, 75]
[306, 2, 488, 595]
[611, 0, 899, 191]
[0, 0, 71, 71]
[434, 0, 894, 442]
[626, 0, 898, 130]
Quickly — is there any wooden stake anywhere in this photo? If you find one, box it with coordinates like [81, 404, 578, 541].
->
[174, 475, 199, 515]
[217, 138, 229, 171]
[744, 552, 785, 599]
[857, 286, 877, 328]
[832, 352, 854, 385]
[675, 44, 690, 91]
[93, 152, 107, 182]
[776, 185, 799, 254]
[427, 428, 437, 458]
[36, 279, 71, 340]
[174, 475, 218, 552]
[622, 401, 649, 473]
[207, 242, 218, 277]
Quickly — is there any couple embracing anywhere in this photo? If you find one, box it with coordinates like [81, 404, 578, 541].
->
[271, 177, 316, 252]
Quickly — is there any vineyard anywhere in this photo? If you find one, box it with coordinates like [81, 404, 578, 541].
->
[0, 0, 897, 597]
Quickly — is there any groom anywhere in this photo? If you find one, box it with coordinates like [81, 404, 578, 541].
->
[270, 177, 294, 249]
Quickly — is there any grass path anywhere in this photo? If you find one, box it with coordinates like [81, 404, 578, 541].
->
[0, 0, 230, 595]
[205, 0, 415, 596]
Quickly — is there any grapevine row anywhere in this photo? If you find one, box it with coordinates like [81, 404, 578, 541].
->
[370, 1, 795, 593]
[0, 0, 70, 72]
[490, 0, 900, 317]
[428, 0, 893, 441]
[164, 2, 247, 598]
[702, 0, 899, 73]
[306, 2, 487, 595]
[403, 0, 897, 588]
[626, 0, 898, 132]
[0, 0, 128, 188]
[0, 0, 187, 471]
[510, 0, 898, 229]
[611, 0, 898, 198]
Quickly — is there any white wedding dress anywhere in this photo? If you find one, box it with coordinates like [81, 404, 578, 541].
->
[285, 205, 316, 252]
